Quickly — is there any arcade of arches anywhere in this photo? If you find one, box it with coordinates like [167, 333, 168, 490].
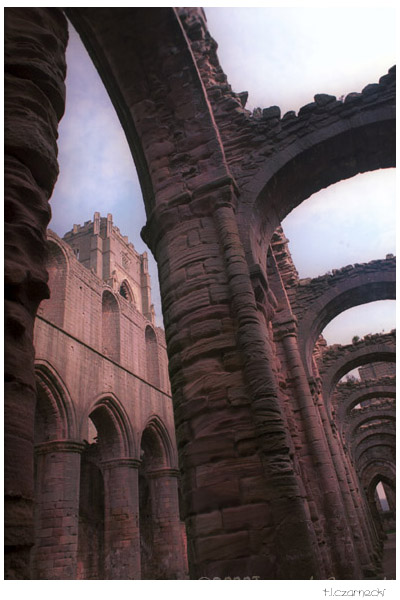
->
[4, 7, 396, 579]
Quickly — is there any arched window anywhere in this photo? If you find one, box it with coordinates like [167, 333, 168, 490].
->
[119, 279, 134, 304]
[145, 326, 160, 387]
[101, 291, 120, 362]
[40, 240, 68, 327]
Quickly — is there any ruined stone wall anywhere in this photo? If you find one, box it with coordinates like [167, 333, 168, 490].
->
[32, 228, 184, 579]
[318, 332, 396, 402]
[288, 257, 396, 323]
[359, 362, 396, 380]
[4, 6, 395, 580]
[332, 376, 396, 423]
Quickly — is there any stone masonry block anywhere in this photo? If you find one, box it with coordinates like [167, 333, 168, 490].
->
[195, 531, 250, 562]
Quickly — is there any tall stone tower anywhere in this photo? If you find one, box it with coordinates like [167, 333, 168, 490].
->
[63, 212, 155, 323]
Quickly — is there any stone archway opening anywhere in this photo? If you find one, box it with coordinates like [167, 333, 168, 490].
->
[33, 367, 82, 579]
[39, 240, 69, 328]
[77, 431, 105, 580]
[139, 424, 168, 579]
[139, 421, 187, 579]
[78, 399, 139, 580]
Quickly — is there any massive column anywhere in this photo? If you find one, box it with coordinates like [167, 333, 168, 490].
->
[143, 181, 320, 579]
[273, 319, 361, 578]
[4, 8, 68, 578]
[102, 459, 141, 579]
[33, 441, 84, 579]
[146, 468, 188, 579]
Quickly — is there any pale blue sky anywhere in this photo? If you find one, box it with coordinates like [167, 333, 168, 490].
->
[49, 7, 396, 346]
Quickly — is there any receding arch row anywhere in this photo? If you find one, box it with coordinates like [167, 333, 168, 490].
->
[352, 430, 396, 466]
[34, 363, 175, 465]
[346, 412, 395, 442]
[333, 378, 396, 423]
[318, 333, 396, 403]
[293, 259, 396, 376]
[83, 396, 177, 467]
[359, 459, 396, 494]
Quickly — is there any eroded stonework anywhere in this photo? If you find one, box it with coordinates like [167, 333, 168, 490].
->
[4, 7, 396, 579]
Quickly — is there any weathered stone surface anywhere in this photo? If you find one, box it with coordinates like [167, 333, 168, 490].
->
[4, 7, 68, 579]
[4, 5, 395, 581]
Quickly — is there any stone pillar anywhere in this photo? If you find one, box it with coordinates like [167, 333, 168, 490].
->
[315, 382, 378, 576]
[4, 7, 68, 579]
[143, 181, 320, 579]
[33, 441, 84, 579]
[275, 319, 361, 578]
[102, 458, 141, 579]
[327, 416, 373, 574]
[341, 445, 378, 575]
[146, 468, 188, 579]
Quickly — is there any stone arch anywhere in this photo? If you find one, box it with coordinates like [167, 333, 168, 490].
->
[39, 237, 70, 328]
[140, 414, 177, 470]
[145, 325, 160, 388]
[78, 394, 137, 579]
[364, 471, 396, 533]
[138, 415, 184, 579]
[65, 8, 228, 217]
[353, 431, 395, 467]
[293, 260, 396, 376]
[333, 378, 396, 423]
[319, 335, 396, 403]
[34, 360, 77, 442]
[359, 460, 396, 494]
[347, 412, 395, 442]
[241, 99, 395, 271]
[367, 472, 395, 496]
[33, 361, 82, 580]
[83, 393, 135, 460]
[101, 289, 120, 362]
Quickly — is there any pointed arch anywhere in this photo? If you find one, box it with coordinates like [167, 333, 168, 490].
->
[82, 393, 136, 460]
[119, 279, 135, 304]
[140, 414, 177, 470]
[34, 360, 77, 442]
[39, 237, 70, 327]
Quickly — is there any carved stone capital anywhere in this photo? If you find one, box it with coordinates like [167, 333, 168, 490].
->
[34, 440, 86, 455]
[101, 458, 141, 470]
[146, 468, 180, 479]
